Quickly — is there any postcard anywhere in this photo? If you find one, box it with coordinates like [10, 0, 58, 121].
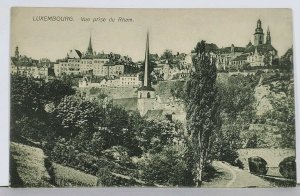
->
[9, 8, 296, 187]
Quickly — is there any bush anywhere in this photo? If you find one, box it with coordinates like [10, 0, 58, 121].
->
[279, 156, 296, 179]
[248, 156, 268, 175]
[138, 146, 193, 186]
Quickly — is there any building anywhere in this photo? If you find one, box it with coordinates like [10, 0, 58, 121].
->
[54, 49, 82, 76]
[216, 44, 246, 70]
[79, 73, 141, 88]
[120, 74, 140, 87]
[137, 33, 159, 116]
[53, 36, 126, 77]
[11, 46, 49, 79]
[213, 19, 279, 71]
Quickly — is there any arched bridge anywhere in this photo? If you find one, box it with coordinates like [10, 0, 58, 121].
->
[237, 148, 295, 171]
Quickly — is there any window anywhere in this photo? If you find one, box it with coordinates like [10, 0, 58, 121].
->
[147, 92, 150, 98]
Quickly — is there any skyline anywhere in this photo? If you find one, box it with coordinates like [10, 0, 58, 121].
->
[11, 8, 293, 61]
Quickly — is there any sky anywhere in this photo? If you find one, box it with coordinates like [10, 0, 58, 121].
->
[10, 8, 293, 61]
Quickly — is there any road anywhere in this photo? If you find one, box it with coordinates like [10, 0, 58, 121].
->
[202, 161, 276, 188]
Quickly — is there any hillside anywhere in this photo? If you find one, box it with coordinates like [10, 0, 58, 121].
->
[10, 142, 52, 187]
[10, 142, 99, 187]
[50, 163, 98, 187]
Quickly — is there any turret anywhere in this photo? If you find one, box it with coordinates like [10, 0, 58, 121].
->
[254, 19, 264, 46]
[15, 46, 20, 59]
[266, 26, 272, 45]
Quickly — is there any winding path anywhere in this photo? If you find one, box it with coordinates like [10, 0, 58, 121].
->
[203, 161, 276, 188]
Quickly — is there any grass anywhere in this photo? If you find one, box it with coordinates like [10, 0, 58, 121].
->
[10, 142, 52, 187]
[51, 163, 98, 187]
[10, 142, 99, 187]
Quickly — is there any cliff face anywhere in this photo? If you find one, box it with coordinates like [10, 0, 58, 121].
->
[244, 73, 294, 148]
[254, 84, 273, 116]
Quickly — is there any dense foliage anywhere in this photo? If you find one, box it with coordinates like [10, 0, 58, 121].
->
[185, 40, 221, 186]
[11, 74, 193, 186]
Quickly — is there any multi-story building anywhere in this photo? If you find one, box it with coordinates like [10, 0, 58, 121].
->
[120, 74, 140, 87]
[54, 36, 126, 77]
[54, 49, 82, 76]
[205, 19, 279, 71]
[11, 46, 49, 79]
[79, 73, 141, 88]
[216, 44, 246, 70]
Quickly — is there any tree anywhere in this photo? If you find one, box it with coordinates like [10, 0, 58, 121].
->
[263, 52, 272, 66]
[267, 81, 295, 148]
[11, 75, 44, 120]
[161, 49, 173, 63]
[280, 47, 293, 70]
[194, 40, 206, 54]
[185, 41, 221, 186]
[53, 95, 103, 137]
[210, 75, 257, 164]
[139, 145, 193, 186]
[42, 79, 75, 105]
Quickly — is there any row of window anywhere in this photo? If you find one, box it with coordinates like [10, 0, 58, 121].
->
[121, 77, 137, 81]
[68, 59, 80, 63]
[94, 60, 109, 63]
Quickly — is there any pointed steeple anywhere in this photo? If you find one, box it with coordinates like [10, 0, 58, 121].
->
[143, 32, 150, 87]
[86, 35, 93, 57]
[246, 40, 253, 48]
[266, 26, 271, 45]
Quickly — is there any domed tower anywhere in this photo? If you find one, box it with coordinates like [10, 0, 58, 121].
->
[265, 26, 272, 45]
[137, 32, 156, 116]
[254, 19, 264, 46]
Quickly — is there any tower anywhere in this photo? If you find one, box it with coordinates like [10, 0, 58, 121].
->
[137, 32, 156, 116]
[266, 26, 272, 45]
[86, 35, 93, 57]
[15, 46, 19, 59]
[254, 19, 264, 46]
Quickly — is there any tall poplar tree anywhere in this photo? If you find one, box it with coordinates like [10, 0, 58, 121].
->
[185, 40, 221, 186]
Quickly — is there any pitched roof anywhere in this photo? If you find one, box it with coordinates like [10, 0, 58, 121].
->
[94, 53, 110, 59]
[232, 54, 248, 61]
[144, 110, 165, 120]
[138, 86, 155, 91]
[281, 47, 293, 59]
[68, 49, 82, 59]
[112, 98, 138, 111]
[11, 56, 39, 67]
[244, 44, 277, 54]
[218, 46, 246, 53]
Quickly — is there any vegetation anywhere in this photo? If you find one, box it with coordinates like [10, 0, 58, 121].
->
[10, 46, 295, 187]
[185, 40, 221, 186]
[265, 79, 295, 148]
[10, 142, 52, 187]
[50, 163, 98, 187]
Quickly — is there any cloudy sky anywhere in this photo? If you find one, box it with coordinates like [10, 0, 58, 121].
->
[11, 8, 293, 61]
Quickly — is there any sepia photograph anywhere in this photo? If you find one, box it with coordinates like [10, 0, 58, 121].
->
[9, 8, 296, 188]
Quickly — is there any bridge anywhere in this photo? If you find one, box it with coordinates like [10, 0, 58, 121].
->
[237, 148, 295, 171]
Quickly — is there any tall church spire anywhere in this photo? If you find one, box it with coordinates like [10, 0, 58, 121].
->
[266, 26, 271, 45]
[86, 35, 93, 57]
[137, 31, 156, 116]
[143, 32, 150, 87]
